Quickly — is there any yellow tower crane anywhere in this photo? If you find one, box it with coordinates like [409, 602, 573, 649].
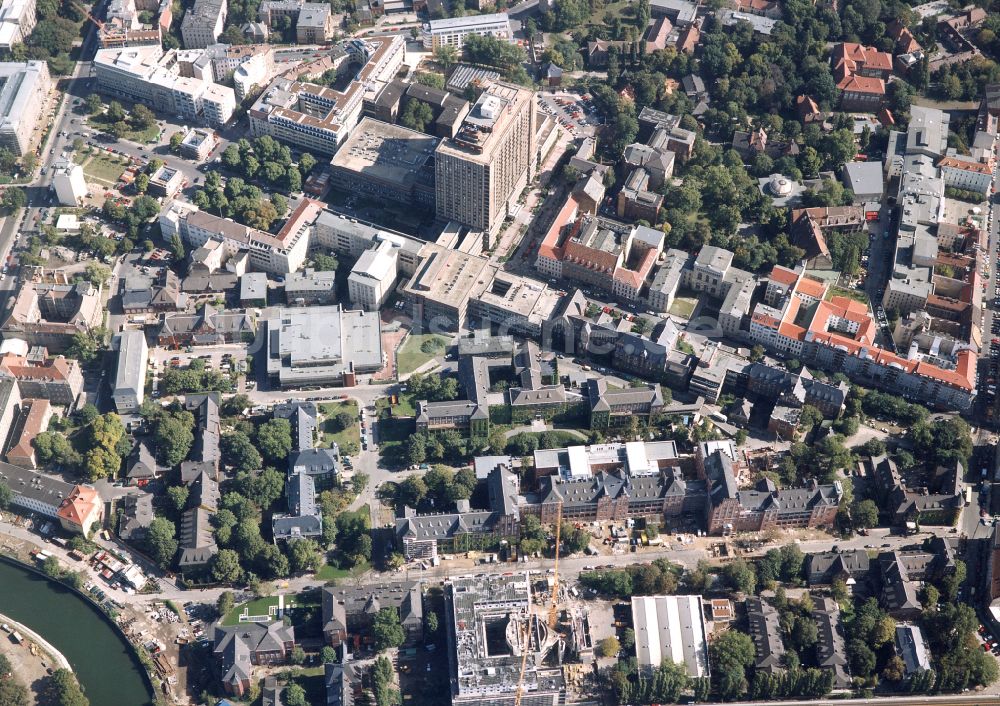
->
[548, 502, 562, 629]
[515, 502, 564, 705]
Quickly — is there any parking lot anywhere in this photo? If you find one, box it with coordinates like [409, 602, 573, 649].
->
[148, 343, 250, 398]
[536, 91, 600, 137]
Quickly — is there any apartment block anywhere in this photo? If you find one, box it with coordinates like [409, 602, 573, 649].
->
[265, 305, 383, 387]
[0, 352, 83, 405]
[249, 36, 404, 154]
[160, 198, 319, 274]
[180, 0, 226, 48]
[51, 157, 88, 206]
[0, 276, 103, 352]
[0, 61, 50, 156]
[296, 2, 335, 43]
[94, 45, 235, 125]
[347, 239, 398, 311]
[0, 0, 35, 49]
[938, 154, 992, 194]
[748, 264, 976, 412]
[445, 573, 563, 706]
[434, 81, 535, 234]
[330, 118, 438, 208]
[423, 12, 511, 50]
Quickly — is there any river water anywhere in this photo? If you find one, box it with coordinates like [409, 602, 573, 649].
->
[0, 558, 154, 706]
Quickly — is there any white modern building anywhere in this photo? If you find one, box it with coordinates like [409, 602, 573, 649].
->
[94, 45, 236, 126]
[631, 595, 709, 678]
[51, 157, 88, 205]
[265, 304, 384, 387]
[112, 330, 148, 413]
[0, 0, 36, 49]
[347, 239, 398, 311]
[423, 13, 511, 50]
[0, 61, 51, 156]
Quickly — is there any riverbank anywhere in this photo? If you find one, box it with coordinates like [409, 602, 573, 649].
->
[0, 611, 71, 671]
[0, 556, 155, 706]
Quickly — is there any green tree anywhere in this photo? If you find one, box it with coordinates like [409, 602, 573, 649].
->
[287, 538, 322, 574]
[222, 431, 262, 473]
[400, 100, 435, 133]
[211, 548, 243, 583]
[371, 655, 399, 706]
[168, 233, 185, 261]
[166, 485, 189, 513]
[42, 555, 63, 578]
[723, 559, 757, 594]
[43, 669, 89, 706]
[257, 418, 293, 464]
[216, 590, 235, 619]
[299, 152, 317, 175]
[169, 131, 183, 154]
[598, 636, 621, 657]
[130, 104, 155, 129]
[0, 480, 11, 509]
[434, 45, 458, 71]
[710, 630, 755, 700]
[851, 499, 879, 529]
[0, 187, 26, 213]
[373, 607, 406, 651]
[152, 414, 194, 467]
[85, 93, 102, 114]
[255, 543, 289, 578]
[146, 517, 178, 568]
[284, 683, 306, 706]
[234, 467, 285, 510]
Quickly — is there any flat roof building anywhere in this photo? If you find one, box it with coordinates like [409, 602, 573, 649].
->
[445, 573, 563, 706]
[842, 160, 884, 203]
[285, 267, 337, 306]
[424, 12, 511, 50]
[330, 117, 438, 208]
[94, 45, 235, 126]
[0, 0, 36, 50]
[265, 304, 383, 387]
[112, 330, 148, 413]
[631, 595, 709, 678]
[0, 61, 50, 155]
[435, 81, 535, 234]
[249, 36, 404, 154]
[181, 0, 227, 48]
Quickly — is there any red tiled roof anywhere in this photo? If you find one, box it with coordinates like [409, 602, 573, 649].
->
[768, 265, 799, 287]
[795, 277, 827, 299]
[837, 75, 886, 95]
[938, 155, 991, 175]
[57, 486, 101, 527]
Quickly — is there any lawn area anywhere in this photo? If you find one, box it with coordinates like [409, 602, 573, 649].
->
[590, 0, 632, 25]
[376, 416, 416, 468]
[376, 391, 418, 419]
[314, 559, 370, 581]
[86, 114, 160, 144]
[396, 332, 449, 376]
[510, 429, 585, 446]
[826, 285, 870, 306]
[668, 297, 697, 320]
[74, 152, 128, 186]
[318, 400, 360, 453]
[222, 591, 321, 626]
